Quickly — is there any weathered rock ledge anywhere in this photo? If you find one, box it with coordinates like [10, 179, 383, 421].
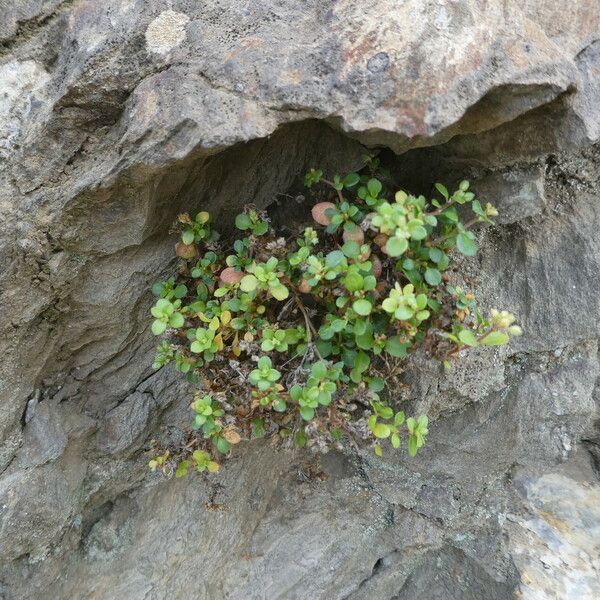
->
[0, 2, 598, 598]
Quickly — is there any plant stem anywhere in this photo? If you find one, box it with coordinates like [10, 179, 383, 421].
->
[293, 293, 323, 360]
[433, 217, 483, 245]
[425, 198, 457, 217]
[321, 178, 344, 203]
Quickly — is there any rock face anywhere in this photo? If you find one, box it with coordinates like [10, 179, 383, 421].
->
[0, 1, 599, 599]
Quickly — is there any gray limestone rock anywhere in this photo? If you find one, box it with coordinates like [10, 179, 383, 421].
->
[0, 1, 598, 598]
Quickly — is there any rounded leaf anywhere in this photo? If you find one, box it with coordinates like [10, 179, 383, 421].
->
[219, 267, 244, 285]
[300, 406, 315, 421]
[169, 312, 184, 328]
[409, 225, 427, 240]
[270, 284, 289, 301]
[458, 329, 478, 347]
[344, 272, 364, 292]
[235, 213, 252, 230]
[457, 232, 478, 256]
[181, 229, 195, 244]
[343, 173, 360, 188]
[424, 268, 442, 286]
[385, 237, 408, 257]
[367, 178, 382, 197]
[353, 299, 372, 316]
[240, 274, 259, 292]
[481, 331, 509, 346]
[343, 227, 364, 245]
[372, 423, 391, 439]
[151, 320, 167, 335]
[311, 202, 336, 226]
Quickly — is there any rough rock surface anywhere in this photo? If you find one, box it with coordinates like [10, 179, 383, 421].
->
[0, 1, 599, 599]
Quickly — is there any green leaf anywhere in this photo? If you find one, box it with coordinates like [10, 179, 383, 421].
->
[295, 429, 308, 448]
[235, 213, 252, 230]
[435, 183, 449, 200]
[325, 250, 345, 268]
[394, 306, 413, 320]
[151, 320, 167, 335]
[372, 423, 391, 439]
[354, 351, 370, 372]
[385, 237, 408, 257]
[195, 283, 208, 300]
[335, 296, 350, 308]
[215, 437, 231, 454]
[175, 460, 190, 478]
[356, 332, 374, 350]
[376, 405, 393, 419]
[367, 178, 382, 197]
[442, 207, 459, 223]
[458, 329, 478, 346]
[344, 272, 364, 292]
[408, 435, 418, 457]
[300, 406, 315, 421]
[424, 268, 442, 286]
[391, 433, 400, 449]
[330, 319, 346, 333]
[319, 325, 334, 340]
[362, 275, 377, 291]
[311, 361, 328, 379]
[174, 284, 188, 298]
[240, 274, 258, 292]
[385, 336, 409, 358]
[481, 331, 510, 346]
[315, 339, 332, 357]
[471, 200, 484, 216]
[350, 367, 363, 384]
[182, 229, 195, 244]
[343, 173, 360, 188]
[456, 232, 478, 256]
[428, 248, 443, 263]
[253, 221, 269, 235]
[368, 377, 385, 392]
[353, 299, 372, 316]
[169, 312, 184, 328]
[342, 241, 360, 258]
[270, 284, 289, 300]
[409, 225, 427, 240]
[252, 418, 266, 438]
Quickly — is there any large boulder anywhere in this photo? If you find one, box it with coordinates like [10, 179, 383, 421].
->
[0, 1, 598, 598]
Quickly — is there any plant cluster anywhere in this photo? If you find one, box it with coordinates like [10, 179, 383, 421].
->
[148, 157, 521, 475]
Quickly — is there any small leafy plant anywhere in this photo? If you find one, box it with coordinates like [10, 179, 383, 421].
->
[148, 157, 521, 475]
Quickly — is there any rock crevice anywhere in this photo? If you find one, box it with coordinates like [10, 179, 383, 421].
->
[0, 1, 599, 598]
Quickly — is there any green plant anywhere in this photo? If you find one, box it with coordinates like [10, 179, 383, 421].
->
[249, 356, 281, 391]
[148, 158, 522, 475]
[179, 211, 218, 245]
[150, 298, 184, 335]
[240, 256, 289, 300]
[234, 206, 270, 236]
